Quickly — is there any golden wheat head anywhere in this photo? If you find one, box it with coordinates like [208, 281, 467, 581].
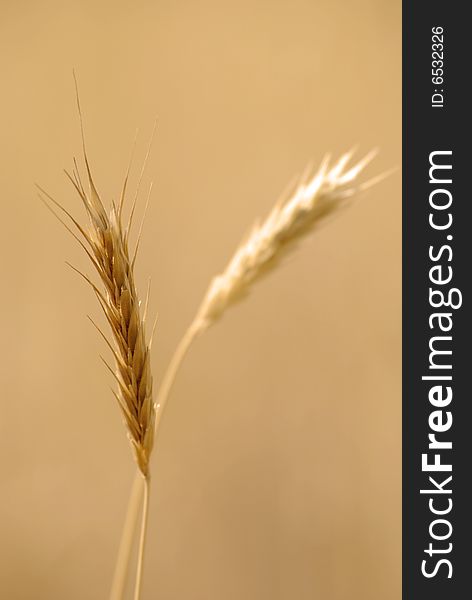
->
[194, 150, 377, 333]
[40, 108, 155, 478]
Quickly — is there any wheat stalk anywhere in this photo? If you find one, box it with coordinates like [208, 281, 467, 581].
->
[44, 123, 379, 599]
[112, 151, 379, 595]
[40, 82, 156, 600]
[154, 149, 378, 434]
[114, 150, 380, 597]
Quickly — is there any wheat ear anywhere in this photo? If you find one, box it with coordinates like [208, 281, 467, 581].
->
[115, 149, 380, 597]
[40, 136, 156, 477]
[154, 149, 377, 434]
[41, 84, 156, 600]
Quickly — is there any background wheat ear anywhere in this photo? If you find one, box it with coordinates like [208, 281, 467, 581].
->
[192, 149, 379, 334]
[153, 149, 381, 437]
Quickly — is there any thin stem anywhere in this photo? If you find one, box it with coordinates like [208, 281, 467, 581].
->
[133, 475, 151, 600]
[154, 321, 201, 435]
[110, 472, 144, 600]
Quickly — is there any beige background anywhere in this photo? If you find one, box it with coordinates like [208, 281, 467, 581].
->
[0, 1, 400, 599]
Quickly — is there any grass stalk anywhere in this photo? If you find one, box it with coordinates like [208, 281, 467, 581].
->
[110, 474, 144, 600]
[133, 476, 151, 600]
[109, 322, 199, 600]
[112, 152, 380, 596]
[154, 322, 201, 435]
[43, 82, 157, 600]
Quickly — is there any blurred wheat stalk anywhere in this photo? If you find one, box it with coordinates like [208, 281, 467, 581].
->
[116, 148, 382, 600]
[154, 149, 381, 436]
[43, 83, 382, 600]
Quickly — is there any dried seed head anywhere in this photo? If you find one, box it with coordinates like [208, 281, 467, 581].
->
[194, 150, 377, 332]
[40, 109, 156, 477]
